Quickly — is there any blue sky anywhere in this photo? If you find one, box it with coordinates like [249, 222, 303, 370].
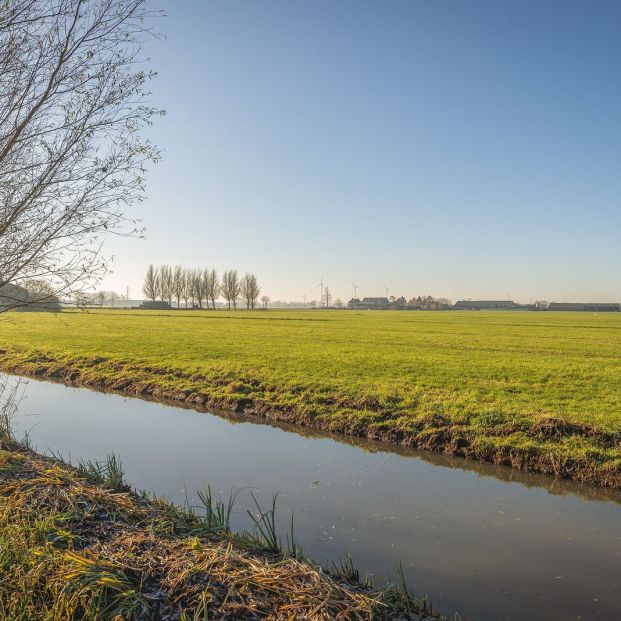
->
[102, 0, 621, 303]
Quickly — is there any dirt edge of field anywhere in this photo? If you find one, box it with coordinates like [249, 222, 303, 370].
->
[2, 354, 621, 490]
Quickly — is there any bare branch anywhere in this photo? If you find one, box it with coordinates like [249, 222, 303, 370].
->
[0, 0, 162, 311]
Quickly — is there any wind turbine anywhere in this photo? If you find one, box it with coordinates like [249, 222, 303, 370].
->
[384, 285, 390, 299]
[352, 282, 359, 301]
[316, 276, 324, 308]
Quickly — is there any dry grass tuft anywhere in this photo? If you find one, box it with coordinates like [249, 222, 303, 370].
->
[0, 447, 438, 620]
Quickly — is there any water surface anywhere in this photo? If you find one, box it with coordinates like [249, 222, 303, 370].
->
[7, 374, 621, 621]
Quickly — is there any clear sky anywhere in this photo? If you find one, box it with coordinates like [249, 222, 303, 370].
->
[101, 0, 621, 303]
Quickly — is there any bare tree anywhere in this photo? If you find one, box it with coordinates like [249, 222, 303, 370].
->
[221, 270, 232, 310]
[185, 269, 194, 307]
[240, 274, 251, 309]
[0, 0, 162, 312]
[187, 269, 195, 308]
[334, 298, 343, 308]
[248, 274, 260, 309]
[109, 291, 119, 307]
[0, 277, 59, 311]
[207, 268, 219, 309]
[202, 268, 218, 310]
[142, 264, 158, 302]
[181, 268, 190, 309]
[323, 286, 332, 309]
[221, 269, 241, 310]
[192, 269, 205, 308]
[260, 295, 270, 310]
[18, 279, 60, 311]
[24, 279, 59, 302]
[191, 270, 200, 308]
[172, 265, 183, 308]
[96, 291, 106, 306]
[230, 270, 241, 310]
[72, 291, 95, 307]
[159, 265, 173, 304]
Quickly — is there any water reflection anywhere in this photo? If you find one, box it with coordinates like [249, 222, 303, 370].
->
[119, 387, 621, 506]
[6, 374, 621, 621]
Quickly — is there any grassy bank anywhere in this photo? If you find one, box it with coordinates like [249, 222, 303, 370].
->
[1, 309, 621, 487]
[0, 440, 438, 620]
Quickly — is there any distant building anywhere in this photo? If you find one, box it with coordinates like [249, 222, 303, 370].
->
[453, 300, 519, 310]
[362, 297, 389, 310]
[347, 297, 390, 310]
[348, 296, 453, 311]
[138, 300, 172, 310]
[548, 302, 620, 312]
[346, 296, 620, 313]
[0, 283, 61, 312]
[0, 283, 28, 311]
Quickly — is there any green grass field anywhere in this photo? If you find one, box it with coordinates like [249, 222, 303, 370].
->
[1, 309, 621, 486]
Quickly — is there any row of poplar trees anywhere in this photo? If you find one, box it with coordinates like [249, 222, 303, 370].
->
[142, 265, 261, 309]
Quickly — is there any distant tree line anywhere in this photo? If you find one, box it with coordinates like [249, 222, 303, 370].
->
[394, 295, 452, 310]
[143, 265, 262, 310]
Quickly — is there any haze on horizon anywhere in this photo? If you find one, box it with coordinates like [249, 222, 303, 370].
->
[100, 0, 621, 304]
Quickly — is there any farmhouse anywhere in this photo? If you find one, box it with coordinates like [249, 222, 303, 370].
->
[548, 302, 620, 312]
[362, 297, 389, 308]
[453, 300, 520, 310]
[348, 297, 390, 310]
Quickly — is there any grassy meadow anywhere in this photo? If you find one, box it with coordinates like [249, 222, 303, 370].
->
[1, 309, 621, 486]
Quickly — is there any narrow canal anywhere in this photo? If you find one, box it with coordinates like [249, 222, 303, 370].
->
[7, 374, 621, 620]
